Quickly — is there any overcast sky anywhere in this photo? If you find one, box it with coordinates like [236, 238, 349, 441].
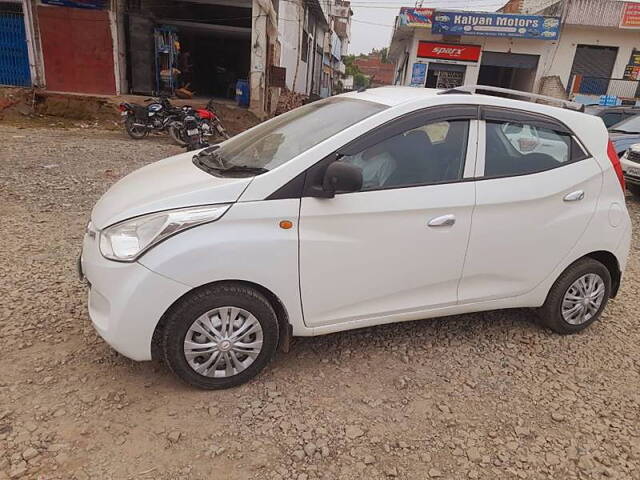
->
[348, 0, 513, 55]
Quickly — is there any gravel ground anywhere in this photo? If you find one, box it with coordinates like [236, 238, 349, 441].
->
[1, 124, 640, 480]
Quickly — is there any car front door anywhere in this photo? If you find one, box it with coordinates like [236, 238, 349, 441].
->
[298, 106, 479, 329]
[458, 107, 601, 303]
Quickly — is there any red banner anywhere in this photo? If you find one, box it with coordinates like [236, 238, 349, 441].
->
[417, 42, 482, 62]
[620, 2, 640, 29]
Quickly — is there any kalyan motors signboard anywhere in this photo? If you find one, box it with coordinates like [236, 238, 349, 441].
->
[432, 11, 561, 40]
[417, 42, 482, 63]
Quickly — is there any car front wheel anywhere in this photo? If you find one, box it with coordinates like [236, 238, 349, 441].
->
[538, 258, 611, 334]
[162, 283, 279, 389]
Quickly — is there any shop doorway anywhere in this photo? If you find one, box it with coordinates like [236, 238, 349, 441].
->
[478, 52, 539, 92]
[425, 63, 465, 89]
[174, 25, 250, 98]
[126, 1, 251, 98]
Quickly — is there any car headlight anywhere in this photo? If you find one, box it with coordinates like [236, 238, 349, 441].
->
[99, 204, 230, 262]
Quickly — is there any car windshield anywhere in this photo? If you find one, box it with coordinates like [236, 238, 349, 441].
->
[609, 114, 640, 133]
[194, 97, 387, 175]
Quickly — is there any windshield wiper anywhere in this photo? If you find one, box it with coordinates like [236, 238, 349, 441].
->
[194, 146, 226, 169]
[212, 165, 269, 175]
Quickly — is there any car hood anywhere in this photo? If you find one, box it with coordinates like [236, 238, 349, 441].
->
[91, 150, 252, 229]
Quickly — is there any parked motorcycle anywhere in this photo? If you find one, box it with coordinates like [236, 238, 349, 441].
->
[119, 97, 180, 140]
[168, 99, 229, 147]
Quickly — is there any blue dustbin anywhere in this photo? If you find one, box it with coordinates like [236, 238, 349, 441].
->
[235, 79, 250, 107]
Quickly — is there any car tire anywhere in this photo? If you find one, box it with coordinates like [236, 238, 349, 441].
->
[162, 283, 279, 390]
[538, 258, 611, 334]
[627, 184, 640, 198]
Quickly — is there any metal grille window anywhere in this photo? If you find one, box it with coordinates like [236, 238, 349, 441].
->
[0, 3, 30, 87]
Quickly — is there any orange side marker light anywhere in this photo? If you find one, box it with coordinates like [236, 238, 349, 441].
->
[279, 220, 294, 230]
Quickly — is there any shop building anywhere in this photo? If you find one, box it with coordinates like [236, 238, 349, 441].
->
[389, 1, 640, 104]
[3, 0, 351, 116]
[389, 7, 561, 94]
[123, 0, 279, 115]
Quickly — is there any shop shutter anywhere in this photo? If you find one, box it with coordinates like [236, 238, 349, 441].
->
[0, 4, 31, 87]
[480, 52, 539, 70]
[37, 5, 116, 95]
[570, 45, 618, 96]
[570, 45, 618, 78]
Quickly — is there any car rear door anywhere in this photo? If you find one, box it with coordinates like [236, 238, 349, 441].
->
[298, 106, 479, 329]
[458, 107, 602, 303]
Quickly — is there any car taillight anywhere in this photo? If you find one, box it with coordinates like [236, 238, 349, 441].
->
[607, 140, 625, 192]
[118, 104, 127, 112]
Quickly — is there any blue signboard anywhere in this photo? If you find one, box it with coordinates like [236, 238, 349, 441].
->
[432, 11, 560, 40]
[410, 63, 427, 87]
[41, 0, 107, 9]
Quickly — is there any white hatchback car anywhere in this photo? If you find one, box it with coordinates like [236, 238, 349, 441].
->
[80, 86, 631, 389]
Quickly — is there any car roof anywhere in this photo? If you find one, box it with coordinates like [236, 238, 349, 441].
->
[339, 86, 585, 120]
[340, 86, 442, 106]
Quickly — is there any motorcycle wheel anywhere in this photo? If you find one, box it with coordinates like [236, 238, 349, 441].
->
[168, 124, 188, 146]
[125, 117, 148, 140]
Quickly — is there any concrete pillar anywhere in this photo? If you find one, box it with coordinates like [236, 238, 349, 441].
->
[250, 0, 268, 117]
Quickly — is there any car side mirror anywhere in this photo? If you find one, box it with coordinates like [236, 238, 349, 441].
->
[322, 162, 363, 197]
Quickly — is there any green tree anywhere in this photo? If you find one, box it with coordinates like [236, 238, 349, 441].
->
[353, 72, 370, 89]
[343, 54, 360, 77]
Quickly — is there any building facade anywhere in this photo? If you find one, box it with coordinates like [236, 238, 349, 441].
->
[388, 1, 640, 104]
[277, 0, 351, 98]
[0, 0, 351, 117]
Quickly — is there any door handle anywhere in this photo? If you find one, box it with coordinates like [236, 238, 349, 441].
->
[564, 190, 585, 202]
[428, 214, 456, 227]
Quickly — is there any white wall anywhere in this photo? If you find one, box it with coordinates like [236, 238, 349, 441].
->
[278, 1, 308, 93]
[544, 25, 640, 84]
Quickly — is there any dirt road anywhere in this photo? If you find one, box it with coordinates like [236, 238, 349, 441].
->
[1, 125, 639, 480]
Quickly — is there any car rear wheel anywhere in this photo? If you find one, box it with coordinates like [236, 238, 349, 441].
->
[162, 283, 279, 389]
[538, 258, 611, 334]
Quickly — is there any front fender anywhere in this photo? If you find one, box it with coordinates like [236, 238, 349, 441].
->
[137, 199, 307, 335]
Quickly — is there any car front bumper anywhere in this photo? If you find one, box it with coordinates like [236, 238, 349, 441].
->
[80, 230, 191, 361]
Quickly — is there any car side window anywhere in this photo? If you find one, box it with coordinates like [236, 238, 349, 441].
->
[485, 120, 573, 178]
[339, 119, 470, 191]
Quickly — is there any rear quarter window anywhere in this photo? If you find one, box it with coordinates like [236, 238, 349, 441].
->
[485, 120, 585, 178]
